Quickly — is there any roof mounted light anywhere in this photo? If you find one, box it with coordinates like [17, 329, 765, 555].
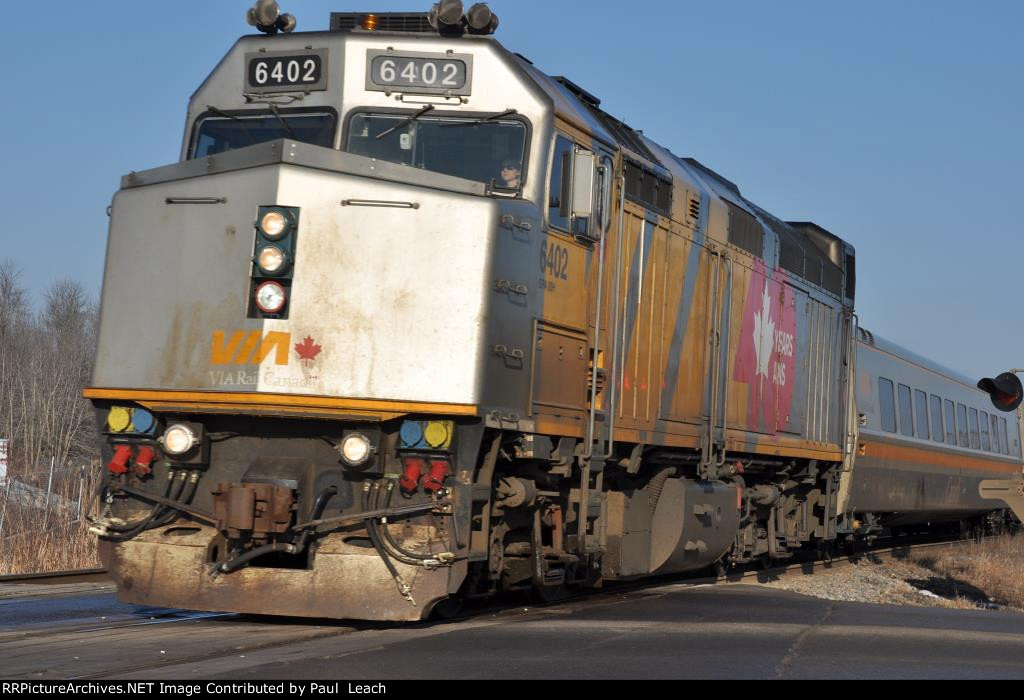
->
[427, 1, 499, 36]
[246, 0, 296, 35]
[466, 3, 499, 34]
[429, 0, 465, 29]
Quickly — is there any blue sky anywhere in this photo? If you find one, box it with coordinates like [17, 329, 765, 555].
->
[2, 1, 1021, 380]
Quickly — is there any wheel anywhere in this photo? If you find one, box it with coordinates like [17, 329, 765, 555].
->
[427, 596, 464, 620]
[531, 583, 570, 605]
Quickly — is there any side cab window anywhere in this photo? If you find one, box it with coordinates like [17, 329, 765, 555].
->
[548, 134, 604, 240]
[548, 135, 574, 231]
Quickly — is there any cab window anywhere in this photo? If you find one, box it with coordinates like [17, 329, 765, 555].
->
[192, 111, 336, 159]
[548, 135, 574, 230]
[345, 112, 528, 188]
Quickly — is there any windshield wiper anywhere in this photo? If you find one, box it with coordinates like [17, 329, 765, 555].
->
[376, 105, 435, 140]
[441, 109, 518, 128]
[203, 106, 262, 147]
[206, 105, 241, 120]
[268, 104, 297, 139]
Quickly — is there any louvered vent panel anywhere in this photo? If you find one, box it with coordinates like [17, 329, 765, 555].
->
[725, 202, 764, 257]
[821, 263, 843, 298]
[623, 161, 672, 217]
[330, 13, 434, 33]
[779, 240, 804, 277]
[688, 195, 701, 223]
[845, 253, 857, 301]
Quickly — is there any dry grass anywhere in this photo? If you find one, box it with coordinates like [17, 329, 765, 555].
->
[0, 468, 102, 576]
[0, 511, 100, 575]
[911, 535, 1024, 611]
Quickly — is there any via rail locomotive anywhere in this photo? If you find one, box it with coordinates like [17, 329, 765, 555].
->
[85, 1, 1024, 621]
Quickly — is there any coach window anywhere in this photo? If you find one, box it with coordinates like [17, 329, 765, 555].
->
[991, 414, 1002, 453]
[957, 404, 969, 447]
[930, 395, 944, 444]
[969, 408, 981, 450]
[898, 385, 914, 437]
[980, 411, 991, 452]
[944, 400, 956, 444]
[879, 379, 897, 433]
[914, 390, 930, 440]
[548, 135, 574, 231]
[999, 417, 1011, 455]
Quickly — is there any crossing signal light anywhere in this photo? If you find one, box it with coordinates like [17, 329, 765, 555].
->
[978, 372, 1024, 413]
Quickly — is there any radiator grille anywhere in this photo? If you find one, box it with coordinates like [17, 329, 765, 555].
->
[330, 13, 434, 33]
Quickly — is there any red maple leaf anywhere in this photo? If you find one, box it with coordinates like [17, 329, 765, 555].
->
[295, 336, 322, 362]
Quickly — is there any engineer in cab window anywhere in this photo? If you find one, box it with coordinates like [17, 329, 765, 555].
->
[499, 158, 522, 189]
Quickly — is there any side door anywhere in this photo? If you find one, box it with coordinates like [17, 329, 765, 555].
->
[530, 132, 602, 420]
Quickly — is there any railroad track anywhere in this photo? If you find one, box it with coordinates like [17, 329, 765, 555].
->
[717, 535, 981, 587]
[0, 568, 110, 586]
[0, 568, 114, 601]
[0, 535, 997, 680]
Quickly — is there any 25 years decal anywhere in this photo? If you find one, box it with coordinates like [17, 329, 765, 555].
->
[733, 261, 798, 434]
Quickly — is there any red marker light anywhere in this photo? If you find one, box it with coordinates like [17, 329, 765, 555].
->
[255, 281, 287, 315]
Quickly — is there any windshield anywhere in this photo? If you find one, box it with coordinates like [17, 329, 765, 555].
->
[345, 112, 528, 188]
[192, 112, 336, 159]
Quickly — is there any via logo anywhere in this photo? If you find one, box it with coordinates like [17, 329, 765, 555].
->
[211, 331, 291, 366]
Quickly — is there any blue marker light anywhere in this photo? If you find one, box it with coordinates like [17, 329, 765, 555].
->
[133, 409, 156, 435]
[399, 421, 425, 449]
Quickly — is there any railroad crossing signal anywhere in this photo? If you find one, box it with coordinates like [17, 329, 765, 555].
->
[978, 372, 1024, 413]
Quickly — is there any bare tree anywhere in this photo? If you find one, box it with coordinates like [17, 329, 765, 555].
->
[0, 261, 30, 473]
[0, 269, 99, 477]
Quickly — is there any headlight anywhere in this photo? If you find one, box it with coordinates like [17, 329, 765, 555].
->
[340, 433, 372, 467]
[260, 211, 289, 240]
[257, 246, 287, 275]
[161, 424, 198, 456]
[255, 281, 287, 314]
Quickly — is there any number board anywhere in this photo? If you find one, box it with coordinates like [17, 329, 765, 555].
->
[365, 50, 473, 96]
[245, 49, 328, 93]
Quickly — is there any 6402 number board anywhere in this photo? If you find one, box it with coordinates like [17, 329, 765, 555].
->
[245, 49, 328, 93]
[365, 50, 474, 96]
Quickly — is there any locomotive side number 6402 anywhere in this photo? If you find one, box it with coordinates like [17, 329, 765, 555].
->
[245, 50, 328, 93]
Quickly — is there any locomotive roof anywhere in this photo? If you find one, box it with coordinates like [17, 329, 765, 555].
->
[519, 48, 857, 271]
[200, 26, 855, 282]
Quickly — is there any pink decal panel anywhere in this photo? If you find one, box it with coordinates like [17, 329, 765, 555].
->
[733, 261, 798, 435]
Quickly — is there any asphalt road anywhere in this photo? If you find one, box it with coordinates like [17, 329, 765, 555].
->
[2, 583, 1023, 680]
